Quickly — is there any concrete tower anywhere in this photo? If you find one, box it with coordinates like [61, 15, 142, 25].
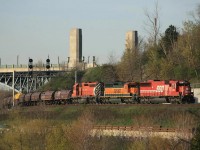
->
[69, 28, 82, 68]
[125, 31, 138, 50]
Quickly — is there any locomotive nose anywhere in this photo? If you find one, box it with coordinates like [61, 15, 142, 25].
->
[185, 87, 191, 95]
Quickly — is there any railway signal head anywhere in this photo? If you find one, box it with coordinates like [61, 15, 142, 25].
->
[28, 58, 33, 69]
[46, 58, 50, 69]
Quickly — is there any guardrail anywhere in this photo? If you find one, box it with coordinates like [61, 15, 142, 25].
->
[93, 125, 194, 133]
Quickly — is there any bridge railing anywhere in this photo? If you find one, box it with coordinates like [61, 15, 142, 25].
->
[0, 64, 28, 68]
[0, 64, 73, 72]
[0, 64, 62, 68]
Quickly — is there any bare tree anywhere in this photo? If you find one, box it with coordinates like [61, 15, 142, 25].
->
[144, 1, 161, 45]
[107, 51, 119, 65]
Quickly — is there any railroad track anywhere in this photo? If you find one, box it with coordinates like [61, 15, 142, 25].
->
[14, 103, 200, 108]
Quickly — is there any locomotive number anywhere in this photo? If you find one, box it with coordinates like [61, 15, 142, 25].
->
[114, 89, 121, 93]
[156, 86, 164, 92]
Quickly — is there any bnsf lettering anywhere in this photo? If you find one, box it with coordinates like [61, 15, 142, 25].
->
[156, 86, 164, 92]
[114, 89, 121, 93]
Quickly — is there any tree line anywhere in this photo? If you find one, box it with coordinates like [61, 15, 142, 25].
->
[39, 4, 200, 92]
[83, 4, 197, 83]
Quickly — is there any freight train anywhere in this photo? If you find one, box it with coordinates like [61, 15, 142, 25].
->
[2, 80, 195, 107]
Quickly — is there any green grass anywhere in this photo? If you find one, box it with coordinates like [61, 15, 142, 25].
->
[0, 105, 199, 150]
[1, 105, 199, 128]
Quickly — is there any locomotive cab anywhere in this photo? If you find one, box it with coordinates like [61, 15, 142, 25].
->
[177, 81, 191, 94]
[176, 81, 195, 103]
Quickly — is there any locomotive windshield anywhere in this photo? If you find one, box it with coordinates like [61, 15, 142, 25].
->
[128, 84, 138, 88]
[89, 84, 96, 87]
[140, 83, 151, 87]
[177, 81, 190, 86]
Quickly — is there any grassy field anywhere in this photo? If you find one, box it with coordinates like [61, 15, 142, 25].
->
[0, 105, 199, 150]
[1, 105, 199, 127]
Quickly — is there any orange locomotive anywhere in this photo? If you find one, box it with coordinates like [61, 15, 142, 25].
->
[103, 82, 139, 103]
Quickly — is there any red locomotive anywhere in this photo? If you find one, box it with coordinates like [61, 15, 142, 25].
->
[72, 82, 104, 103]
[140, 80, 194, 103]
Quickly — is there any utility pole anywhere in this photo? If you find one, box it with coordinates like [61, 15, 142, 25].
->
[12, 70, 15, 107]
[58, 56, 60, 70]
[75, 70, 77, 84]
[88, 56, 90, 63]
[154, 18, 157, 45]
[17, 55, 19, 66]
[67, 57, 70, 70]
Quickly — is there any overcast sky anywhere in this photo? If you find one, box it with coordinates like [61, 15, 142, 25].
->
[0, 0, 199, 65]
